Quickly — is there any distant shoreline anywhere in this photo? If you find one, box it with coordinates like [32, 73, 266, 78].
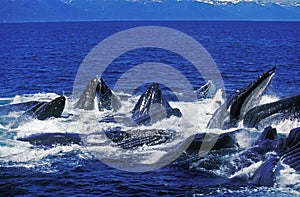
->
[1, 19, 300, 24]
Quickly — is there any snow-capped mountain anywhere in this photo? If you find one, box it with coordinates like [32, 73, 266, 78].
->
[1, 0, 299, 22]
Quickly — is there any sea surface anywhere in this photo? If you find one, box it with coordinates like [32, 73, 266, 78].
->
[0, 21, 299, 196]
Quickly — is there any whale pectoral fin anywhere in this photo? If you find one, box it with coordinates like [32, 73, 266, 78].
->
[250, 156, 279, 187]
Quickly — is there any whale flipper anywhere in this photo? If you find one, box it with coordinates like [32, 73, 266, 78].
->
[208, 67, 275, 129]
[131, 83, 181, 125]
[244, 94, 300, 128]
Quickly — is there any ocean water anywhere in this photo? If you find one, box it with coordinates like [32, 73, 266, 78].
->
[0, 21, 299, 196]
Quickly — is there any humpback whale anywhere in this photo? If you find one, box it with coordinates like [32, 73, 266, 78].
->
[243, 94, 300, 128]
[75, 77, 121, 111]
[17, 128, 175, 149]
[12, 70, 300, 188]
[75, 78, 98, 110]
[18, 132, 81, 147]
[11, 96, 66, 128]
[97, 77, 122, 111]
[207, 67, 275, 129]
[99, 82, 182, 126]
[0, 101, 46, 115]
[174, 126, 300, 187]
[131, 83, 182, 125]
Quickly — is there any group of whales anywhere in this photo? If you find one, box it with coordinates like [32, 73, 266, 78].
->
[1, 67, 299, 187]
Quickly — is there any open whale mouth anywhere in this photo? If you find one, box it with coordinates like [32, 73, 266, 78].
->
[231, 67, 276, 120]
[207, 67, 276, 129]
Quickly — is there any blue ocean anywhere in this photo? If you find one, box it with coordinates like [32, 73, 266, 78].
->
[0, 21, 299, 196]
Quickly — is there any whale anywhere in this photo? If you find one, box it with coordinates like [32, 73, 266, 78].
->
[11, 96, 66, 128]
[18, 132, 82, 147]
[74, 78, 98, 110]
[243, 94, 300, 128]
[97, 77, 122, 111]
[130, 83, 182, 125]
[99, 82, 182, 126]
[75, 77, 121, 111]
[174, 126, 300, 187]
[0, 101, 46, 115]
[17, 128, 175, 149]
[207, 67, 275, 129]
[236, 126, 300, 186]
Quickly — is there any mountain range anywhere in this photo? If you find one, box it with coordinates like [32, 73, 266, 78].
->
[1, 0, 300, 22]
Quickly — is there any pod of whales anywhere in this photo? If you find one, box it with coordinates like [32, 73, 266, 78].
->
[3, 68, 299, 187]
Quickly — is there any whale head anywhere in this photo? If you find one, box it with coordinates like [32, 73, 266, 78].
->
[208, 67, 275, 129]
[131, 83, 182, 125]
[33, 96, 66, 120]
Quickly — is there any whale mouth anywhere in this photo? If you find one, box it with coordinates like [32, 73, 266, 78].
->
[207, 67, 276, 130]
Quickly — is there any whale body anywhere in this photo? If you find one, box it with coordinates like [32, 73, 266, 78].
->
[244, 94, 300, 128]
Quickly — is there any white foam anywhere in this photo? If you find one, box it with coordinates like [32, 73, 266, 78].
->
[230, 161, 263, 179]
[272, 119, 300, 135]
[277, 162, 300, 195]
[0, 92, 299, 177]
[259, 95, 279, 105]
[11, 93, 60, 104]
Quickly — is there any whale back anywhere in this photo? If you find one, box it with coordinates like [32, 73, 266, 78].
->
[18, 132, 81, 148]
